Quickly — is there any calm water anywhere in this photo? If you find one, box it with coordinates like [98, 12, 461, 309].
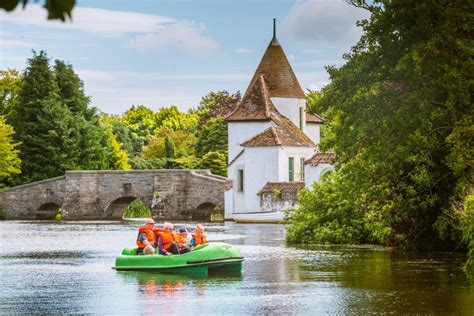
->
[0, 221, 473, 314]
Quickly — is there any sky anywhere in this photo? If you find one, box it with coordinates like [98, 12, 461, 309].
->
[0, 0, 369, 115]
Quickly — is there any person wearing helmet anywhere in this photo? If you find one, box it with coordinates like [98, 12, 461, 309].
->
[136, 218, 158, 255]
[190, 224, 208, 247]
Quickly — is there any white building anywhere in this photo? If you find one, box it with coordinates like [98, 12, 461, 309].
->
[224, 29, 334, 221]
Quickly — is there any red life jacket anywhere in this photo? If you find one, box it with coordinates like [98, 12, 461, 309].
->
[136, 226, 156, 248]
[158, 231, 174, 250]
[191, 233, 207, 246]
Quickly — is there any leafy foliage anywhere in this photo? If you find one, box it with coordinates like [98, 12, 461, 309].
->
[0, 116, 21, 187]
[288, 0, 473, 255]
[198, 151, 227, 176]
[123, 198, 152, 218]
[195, 116, 228, 158]
[0, 0, 75, 21]
[0, 69, 22, 117]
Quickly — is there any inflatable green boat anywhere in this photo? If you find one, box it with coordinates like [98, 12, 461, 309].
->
[114, 242, 243, 275]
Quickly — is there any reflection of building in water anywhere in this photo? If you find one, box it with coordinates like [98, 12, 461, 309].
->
[224, 21, 334, 220]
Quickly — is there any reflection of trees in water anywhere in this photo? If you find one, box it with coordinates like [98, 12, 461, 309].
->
[295, 247, 474, 314]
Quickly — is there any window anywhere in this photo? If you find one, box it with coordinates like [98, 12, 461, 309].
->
[288, 157, 294, 182]
[237, 169, 244, 192]
[299, 107, 304, 130]
[300, 157, 305, 181]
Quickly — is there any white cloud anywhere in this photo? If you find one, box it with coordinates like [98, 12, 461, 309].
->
[1, 5, 220, 57]
[283, 0, 369, 48]
[131, 20, 219, 56]
[1, 39, 35, 47]
[0, 5, 175, 37]
[233, 48, 252, 54]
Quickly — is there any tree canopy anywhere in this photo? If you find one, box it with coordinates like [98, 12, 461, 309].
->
[288, 0, 473, 267]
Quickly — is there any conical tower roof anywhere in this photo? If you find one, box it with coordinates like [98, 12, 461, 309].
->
[249, 35, 305, 98]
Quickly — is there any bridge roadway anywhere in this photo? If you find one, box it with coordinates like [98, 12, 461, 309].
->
[0, 170, 226, 220]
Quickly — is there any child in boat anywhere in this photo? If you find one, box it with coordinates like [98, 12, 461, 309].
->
[179, 228, 190, 245]
[175, 228, 191, 254]
[190, 224, 208, 247]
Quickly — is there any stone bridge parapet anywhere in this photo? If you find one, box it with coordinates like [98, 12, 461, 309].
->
[0, 170, 225, 220]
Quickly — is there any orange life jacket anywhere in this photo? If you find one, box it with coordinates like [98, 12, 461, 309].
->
[191, 233, 207, 246]
[158, 231, 174, 250]
[136, 226, 156, 248]
[171, 232, 184, 248]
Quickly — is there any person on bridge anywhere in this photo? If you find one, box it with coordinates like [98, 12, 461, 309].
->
[136, 218, 159, 255]
[157, 222, 181, 255]
[190, 224, 208, 247]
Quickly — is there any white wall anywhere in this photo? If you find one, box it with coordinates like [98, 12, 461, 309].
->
[271, 97, 306, 130]
[304, 163, 335, 187]
[227, 121, 271, 162]
[305, 123, 321, 147]
[278, 147, 316, 182]
[227, 147, 280, 213]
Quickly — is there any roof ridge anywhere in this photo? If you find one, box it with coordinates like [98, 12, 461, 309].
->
[270, 126, 282, 146]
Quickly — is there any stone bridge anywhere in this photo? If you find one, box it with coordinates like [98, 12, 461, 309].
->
[0, 170, 226, 220]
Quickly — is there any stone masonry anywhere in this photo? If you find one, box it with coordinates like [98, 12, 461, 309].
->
[0, 170, 225, 220]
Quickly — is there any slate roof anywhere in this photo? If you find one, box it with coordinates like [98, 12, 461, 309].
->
[304, 152, 336, 166]
[258, 181, 305, 195]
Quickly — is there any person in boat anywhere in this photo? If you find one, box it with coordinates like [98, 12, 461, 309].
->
[190, 224, 208, 247]
[179, 228, 190, 245]
[157, 222, 181, 256]
[176, 228, 191, 254]
[136, 218, 159, 255]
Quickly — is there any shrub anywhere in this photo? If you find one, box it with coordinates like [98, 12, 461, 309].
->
[286, 171, 370, 245]
[123, 199, 152, 218]
[462, 194, 474, 273]
[0, 208, 6, 220]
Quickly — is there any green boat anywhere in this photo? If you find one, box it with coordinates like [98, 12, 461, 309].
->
[114, 242, 243, 275]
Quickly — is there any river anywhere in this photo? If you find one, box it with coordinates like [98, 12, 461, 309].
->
[0, 221, 472, 314]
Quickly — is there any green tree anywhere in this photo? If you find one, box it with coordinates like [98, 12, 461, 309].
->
[195, 90, 240, 125]
[164, 135, 175, 159]
[122, 105, 156, 153]
[195, 116, 228, 158]
[0, 116, 21, 187]
[0, 69, 22, 117]
[198, 151, 227, 176]
[155, 105, 198, 132]
[0, 0, 75, 21]
[142, 128, 196, 160]
[288, 0, 473, 256]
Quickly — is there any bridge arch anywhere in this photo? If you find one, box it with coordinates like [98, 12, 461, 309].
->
[192, 198, 223, 221]
[36, 202, 61, 220]
[103, 196, 142, 219]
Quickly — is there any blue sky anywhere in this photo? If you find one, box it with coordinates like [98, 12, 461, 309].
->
[0, 0, 369, 114]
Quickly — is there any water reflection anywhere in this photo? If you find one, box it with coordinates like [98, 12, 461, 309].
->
[0, 221, 472, 314]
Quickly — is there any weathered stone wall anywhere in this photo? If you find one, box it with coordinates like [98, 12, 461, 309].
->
[0, 176, 66, 219]
[259, 191, 299, 213]
[0, 170, 225, 220]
